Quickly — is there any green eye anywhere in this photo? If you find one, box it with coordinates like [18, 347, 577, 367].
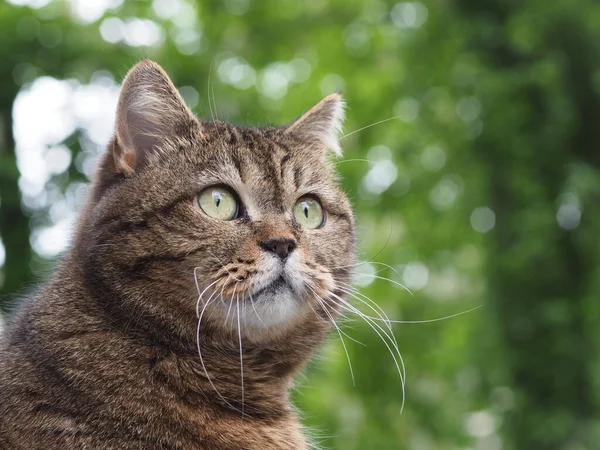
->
[293, 196, 325, 229]
[198, 187, 239, 220]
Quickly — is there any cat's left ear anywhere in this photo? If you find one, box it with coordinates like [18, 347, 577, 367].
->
[285, 93, 345, 156]
[112, 60, 201, 174]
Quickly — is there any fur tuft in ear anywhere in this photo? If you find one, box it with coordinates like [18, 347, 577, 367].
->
[113, 60, 200, 174]
[285, 93, 345, 156]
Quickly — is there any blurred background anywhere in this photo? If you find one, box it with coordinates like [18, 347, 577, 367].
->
[1, 0, 599, 448]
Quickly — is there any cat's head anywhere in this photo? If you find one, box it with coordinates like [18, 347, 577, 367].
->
[78, 60, 355, 347]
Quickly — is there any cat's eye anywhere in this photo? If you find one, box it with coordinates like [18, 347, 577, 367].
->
[198, 186, 239, 221]
[293, 196, 325, 229]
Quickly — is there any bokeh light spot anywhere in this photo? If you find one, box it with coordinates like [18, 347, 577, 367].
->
[218, 57, 256, 90]
[70, 0, 124, 24]
[391, 2, 428, 29]
[470, 207, 495, 233]
[420, 146, 447, 172]
[178, 86, 200, 109]
[224, 0, 250, 15]
[0, 238, 5, 267]
[352, 262, 376, 287]
[403, 262, 429, 290]
[556, 204, 581, 230]
[464, 410, 497, 438]
[394, 97, 420, 122]
[456, 96, 481, 122]
[429, 178, 460, 211]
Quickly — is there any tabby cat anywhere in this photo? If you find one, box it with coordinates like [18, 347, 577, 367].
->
[0, 60, 355, 449]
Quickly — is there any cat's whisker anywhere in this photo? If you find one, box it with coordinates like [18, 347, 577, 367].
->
[211, 82, 219, 121]
[334, 288, 399, 353]
[307, 286, 355, 387]
[333, 288, 410, 412]
[320, 300, 356, 386]
[303, 290, 330, 325]
[328, 293, 405, 386]
[304, 284, 360, 340]
[326, 291, 406, 413]
[304, 284, 352, 325]
[207, 58, 216, 122]
[336, 286, 402, 368]
[334, 158, 376, 166]
[340, 282, 482, 325]
[346, 304, 484, 324]
[321, 307, 367, 347]
[336, 286, 404, 381]
[355, 261, 404, 282]
[348, 273, 413, 296]
[193, 272, 242, 414]
[331, 260, 403, 286]
[224, 283, 238, 325]
[339, 115, 402, 140]
[337, 284, 394, 330]
[236, 296, 245, 416]
[205, 250, 227, 269]
[248, 292, 266, 327]
[328, 291, 403, 371]
[194, 273, 220, 318]
[196, 290, 241, 413]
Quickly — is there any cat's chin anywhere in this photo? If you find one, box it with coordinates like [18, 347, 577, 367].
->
[242, 286, 301, 329]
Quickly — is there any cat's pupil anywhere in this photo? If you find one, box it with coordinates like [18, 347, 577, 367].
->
[304, 206, 309, 218]
[213, 192, 221, 208]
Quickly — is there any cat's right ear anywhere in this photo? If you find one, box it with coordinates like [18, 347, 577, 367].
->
[284, 93, 345, 157]
[111, 60, 201, 175]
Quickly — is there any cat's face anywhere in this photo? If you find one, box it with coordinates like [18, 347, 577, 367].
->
[185, 128, 355, 330]
[80, 61, 355, 345]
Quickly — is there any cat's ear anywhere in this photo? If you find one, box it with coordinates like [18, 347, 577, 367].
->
[285, 93, 345, 156]
[112, 60, 200, 174]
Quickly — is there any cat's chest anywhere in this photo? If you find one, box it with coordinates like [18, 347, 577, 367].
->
[118, 365, 307, 450]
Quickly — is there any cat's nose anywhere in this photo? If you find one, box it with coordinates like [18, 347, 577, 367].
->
[259, 238, 297, 261]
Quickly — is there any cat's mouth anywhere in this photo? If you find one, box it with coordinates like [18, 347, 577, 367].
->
[252, 276, 290, 297]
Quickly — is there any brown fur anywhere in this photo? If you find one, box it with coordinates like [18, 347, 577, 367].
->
[0, 61, 355, 449]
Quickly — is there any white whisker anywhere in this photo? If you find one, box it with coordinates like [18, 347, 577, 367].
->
[224, 283, 238, 325]
[196, 290, 240, 413]
[327, 291, 406, 413]
[355, 305, 483, 324]
[335, 286, 405, 381]
[349, 273, 413, 296]
[207, 58, 216, 122]
[308, 286, 355, 387]
[339, 282, 481, 324]
[318, 300, 365, 346]
[211, 82, 219, 121]
[337, 283, 394, 330]
[194, 276, 220, 318]
[339, 115, 402, 140]
[194, 273, 241, 413]
[248, 292, 266, 326]
[236, 296, 245, 415]
[334, 158, 376, 166]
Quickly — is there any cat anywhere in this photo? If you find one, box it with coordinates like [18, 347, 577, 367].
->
[0, 60, 356, 449]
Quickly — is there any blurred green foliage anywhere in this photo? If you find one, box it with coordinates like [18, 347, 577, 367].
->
[1, 0, 600, 448]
